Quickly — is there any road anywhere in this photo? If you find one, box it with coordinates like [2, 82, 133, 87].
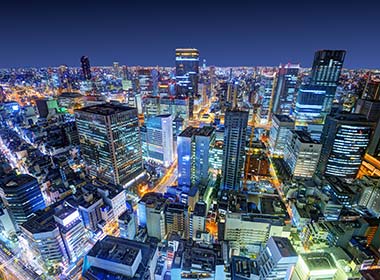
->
[0, 241, 41, 280]
[150, 159, 178, 194]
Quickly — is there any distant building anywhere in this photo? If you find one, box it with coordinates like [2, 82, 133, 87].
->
[269, 114, 294, 156]
[75, 104, 144, 186]
[82, 235, 159, 279]
[284, 130, 322, 178]
[175, 48, 200, 120]
[257, 236, 298, 280]
[222, 110, 249, 190]
[318, 113, 374, 179]
[256, 71, 275, 125]
[272, 63, 300, 116]
[0, 174, 46, 225]
[81, 56, 92, 80]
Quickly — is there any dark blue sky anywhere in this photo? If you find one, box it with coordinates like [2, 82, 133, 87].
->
[1, 0, 379, 68]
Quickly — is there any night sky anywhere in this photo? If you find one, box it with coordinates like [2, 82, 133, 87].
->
[1, 0, 379, 68]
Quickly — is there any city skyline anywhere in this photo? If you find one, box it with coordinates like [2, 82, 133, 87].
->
[1, 0, 380, 68]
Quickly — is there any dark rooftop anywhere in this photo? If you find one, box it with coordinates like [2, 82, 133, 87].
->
[75, 103, 136, 116]
[179, 126, 215, 138]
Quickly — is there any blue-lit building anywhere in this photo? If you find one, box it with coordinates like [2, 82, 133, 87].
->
[145, 114, 174, 167]
[222, 109, 249, 190]
[75, 103, 144, 186]
[318, 113, 375, 179]
[272, 63, 300, 116]
[175, 48, 199, 120]
[177, 126, 215, 186]
[256, 71, 275, 125]
[0, 174, 46, 225]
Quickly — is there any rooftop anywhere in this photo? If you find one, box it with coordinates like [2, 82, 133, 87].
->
[273, 114, 294, 124]
[271, 236, 297, 258]
[179, 126, 215, 138]
[293, 130, 319, 144]
[301, 252, 336, 271]
[75, 103, 136, 116]
[1, 174, 37, 189]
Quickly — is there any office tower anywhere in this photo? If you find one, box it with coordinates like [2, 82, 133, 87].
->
[118, 210, 137, 240]
[256, 71, 275, 125]
[138, 193, 167, 240]
[82, 236, 159, 279]
[291, 252, 337, 280]
[191, 201, 207, 239]
[257, 236, 298, 280]
[145, 114, 174, 168]
[175, 48, 200, 119]
[75, 103, 144, 186]
[222, 110, 249, 190]
[294, 85, 326, 128]
[284, 130, 322, 178]
[355, 99, 380, 122]
[80, 55, 92, 80]
[53, 204, 89, 262]
[0, 201, 17, 237]
[165, 202, 190, 239]
[358, 177, 380, 218]
[138, 68, 153, 95]
[177, 126, 215, 186]
[272, 63, 300, 116]
[318, 113, 374, 179]
[361, 74, 380, 101]
[269, 114, 294, 156]
[310, 50, 346, 116]
[0, 174, 46, 225]
[368, 121, 380, 157]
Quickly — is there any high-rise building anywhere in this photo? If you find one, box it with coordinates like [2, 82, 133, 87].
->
[257, 236, 298, 280]
[294, 85, 326, 128]
[137, 192, 167, 240]
[75, 104, 144, 186]
[272, 63, 300, 116]
[145, 114, 174, 168]
[138, 68, 153, 95]
[0, 174, 46, 225]
[118, 210, 137, 240]
[310, 50, 346, 116]
[177, 126, 215, 186]
[256, 71, 275, 125]
[80, 56, 92, 81]
[191, 201, 207, 239]
[318, 113, 374, 179]
[165, 202, 190, 239]
[284, 130, 322, 178]
[222, 110, 249, 190]
[269, 114, 294, 156]
[175, 48, 200, 120]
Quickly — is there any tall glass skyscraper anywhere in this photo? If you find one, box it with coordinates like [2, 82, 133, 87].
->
[310, 50, 346, 117]
[256, 71, 275, 125]
[175, 48, 199, 120]
[272, 63, 300, 116]
[318, 113, 375, 179]
[221, 109, 249, 190]
[0, 174, 46, 225]
[75, 103, 144, 186]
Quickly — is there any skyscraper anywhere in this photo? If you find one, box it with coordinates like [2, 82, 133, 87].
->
[0, 174, 46, 225]
[80, 55, 92, 80]
[256, 71, 275, 125]
[75, 103, 144, 186]
[221, 109, 249, 190]
[145, 114, 174, 168]
[269, 114, 294, 156]
[272, 63, 300, 116]
[177, 126, 215, 186]
[318, 113, 375, 179]
[310, 50, 346, 116]
[175, 48, 200, 120]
